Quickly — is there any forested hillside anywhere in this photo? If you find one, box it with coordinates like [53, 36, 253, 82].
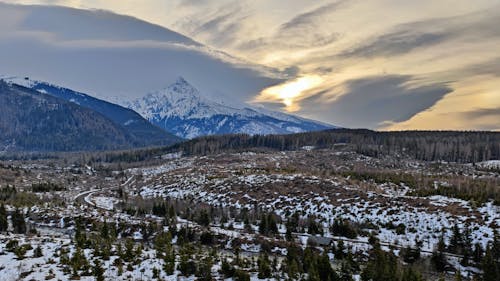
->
[171, 130, 499, 163]
[93, 129, 500, 164]
[0, 81, 137, 152]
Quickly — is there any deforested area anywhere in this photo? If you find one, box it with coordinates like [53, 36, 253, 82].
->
[0, 132, 498, 280]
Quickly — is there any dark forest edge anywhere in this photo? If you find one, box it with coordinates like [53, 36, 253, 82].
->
[76, 129, 499, 164]
[2, 129, 499, 164]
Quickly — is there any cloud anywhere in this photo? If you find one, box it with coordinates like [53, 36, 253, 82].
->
[279, 1, 347, 32]
[1, 0, 499, 130]
[341, 31, 446, 58]
[299, 75, 452, 128]
[0, 3, 283, 105]
[341, 6, 500, 59]
[238, 1, 347, 51]
[464, 108, 500, 120]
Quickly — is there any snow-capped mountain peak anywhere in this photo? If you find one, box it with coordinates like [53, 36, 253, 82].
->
[127, 77, 335, 139]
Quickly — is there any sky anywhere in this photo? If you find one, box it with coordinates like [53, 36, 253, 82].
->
[1, 0, 500, 130]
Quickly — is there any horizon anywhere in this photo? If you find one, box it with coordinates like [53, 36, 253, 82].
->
[0, 1, 499, 131]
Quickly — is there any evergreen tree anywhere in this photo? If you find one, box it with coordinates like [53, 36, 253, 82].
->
[220, 258, 235, 278]
[197, 209, 210, 227]
[93, 260, 105, 281]
[286, 223, 293, 241]
[482, 245, 499, 281]
[100, 222, 109, 240]
[0, 204, 7, 232]
[432, 233, 447, 272]
[473, 243, 484, 263]
[71, 247, 89, 276]
[339, 261, 354, 281]
[178, 252, 196, 276]
[317, 253, 338, 281]
[11, 209, 26, 234]
[461, 227, 472, 266]
[74, 217, 87, 248]
[234, 270, 251, 281]
[259, 214, 268, 235]
[33, 245, 43, 257]
[361, 245, 398, 281]
[449, 224, 463, 254]
[258, 254, 272, 278]
[401, 267, 424, 281]
[163, 246, 175, 275]
[196, 257, 213, 281]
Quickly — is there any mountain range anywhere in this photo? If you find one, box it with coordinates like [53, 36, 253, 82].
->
[4, 76, 180, 146]
[0, 81, 138, 152]
[126, 77, 334, 138]
[1, 76, 334, 152]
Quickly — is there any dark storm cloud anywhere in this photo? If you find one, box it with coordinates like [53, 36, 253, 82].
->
[300, 75, 452, 129]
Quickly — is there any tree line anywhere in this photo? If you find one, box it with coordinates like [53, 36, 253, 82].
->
[92, 129, 499, 164]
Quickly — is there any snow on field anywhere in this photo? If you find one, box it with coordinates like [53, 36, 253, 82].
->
[134, 165, 499, 253]
[476, 160, 500, 169]
[0, 234, 203, 281]
[127, 160, 192, 178]
[93, 196, 119, 210]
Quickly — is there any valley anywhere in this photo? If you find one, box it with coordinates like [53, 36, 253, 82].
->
[0, 141, 498, 280]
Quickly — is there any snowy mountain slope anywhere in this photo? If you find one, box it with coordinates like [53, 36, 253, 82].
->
[126, 77, 335, 139]
[3, 76, 181, 146]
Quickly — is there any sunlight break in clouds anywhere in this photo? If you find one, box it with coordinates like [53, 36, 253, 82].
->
[2, 0, 500, 130]
[254, 75, 323, 112]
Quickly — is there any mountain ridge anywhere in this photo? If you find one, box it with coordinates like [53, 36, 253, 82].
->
[3, 76, 181, 147]
[0, 81, 139, 152]
[126, 77, 335, 138]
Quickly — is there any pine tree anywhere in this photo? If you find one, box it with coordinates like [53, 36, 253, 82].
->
[473, 243, 484, 263]
[220, 258, 235, 278]
[0, 204, 7, 232]
[196, 257, 213, 281]
[361, 245, 398, 281]
[100, 222, 109, 240]
[258, 254, 272, 278]
[33, 245, 43, 257]
[461, 226, 472, 266]
[286, 223, 293, 241]
[259, 214, 268, 235]
[317, 252, 338, 281]
[339, 261, 354, 281]
[482, 245, 499, 281]
[71, 247, 89, 276]
[74, 217, 87, 248]
[449, 224, 463, 254]
[93, 260, 105, 281]
[267, 213, 278, 235]
[432, 233, 447, 272]
[401, 267, 424, 281]
[197, 209, 210, 227]
[11, 209, 26, 234]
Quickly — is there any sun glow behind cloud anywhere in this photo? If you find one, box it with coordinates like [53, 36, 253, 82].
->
[2, 0, 500, 130]
[254, 75, 323, 112]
